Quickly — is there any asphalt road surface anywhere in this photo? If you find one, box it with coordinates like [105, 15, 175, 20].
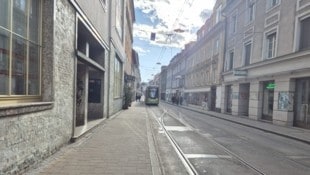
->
[147, 103, 310, 175]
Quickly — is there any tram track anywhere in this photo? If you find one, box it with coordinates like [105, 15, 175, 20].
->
[147, 106, 198, 175]
[164, 107, 266, 175]
[148, 105, 268, 175]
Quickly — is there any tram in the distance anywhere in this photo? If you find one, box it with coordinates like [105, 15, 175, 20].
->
[145, 85, 159, 105]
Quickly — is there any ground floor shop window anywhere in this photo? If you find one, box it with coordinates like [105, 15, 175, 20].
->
[185, 92, 209, 107]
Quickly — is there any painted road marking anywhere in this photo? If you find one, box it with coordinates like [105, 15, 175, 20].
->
[165, 126, 192, 131]
[185, 154, 232, 159]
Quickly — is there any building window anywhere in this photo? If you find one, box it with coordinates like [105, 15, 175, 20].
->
[229, 50, 234, 70]
[230, 14, 237, 34]
[115, 0, 124, 40]
[216, 5, 222, 24]
[299, 17, 310, 51]
[0, 0, 41, 98]
[212, 67, 217, 83]
[114, 55, 122, 98]
[266, 32, 277, 58]
[244, 42, 252, 66]
[247, 0, 255, 23]
[224, 50, 234, 72]
[214, 39, 219, 54]
[266, 0, 279, 10]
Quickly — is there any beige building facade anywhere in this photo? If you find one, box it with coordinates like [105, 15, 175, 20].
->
[184, 0, 226, 111]
[222, 0, 310, 128]
[161, 0, 310, 130]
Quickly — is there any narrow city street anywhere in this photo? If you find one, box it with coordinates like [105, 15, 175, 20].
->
[22, 101, 310, 175]
[3, 1, 310, 174]
[149, 103, 310, 175]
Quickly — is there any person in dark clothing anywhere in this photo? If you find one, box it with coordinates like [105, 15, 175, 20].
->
[136, 93, 141, 101]
[172, 95, 176, 104]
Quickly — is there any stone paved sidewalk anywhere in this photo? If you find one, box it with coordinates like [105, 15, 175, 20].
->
[26, 102, 160, 175]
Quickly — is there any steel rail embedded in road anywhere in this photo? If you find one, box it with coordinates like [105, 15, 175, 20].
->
[163, 104, 267, 175]
[148, 107, 198, 175]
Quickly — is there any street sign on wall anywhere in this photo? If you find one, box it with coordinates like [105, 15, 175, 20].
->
[233, 70, 247, 76]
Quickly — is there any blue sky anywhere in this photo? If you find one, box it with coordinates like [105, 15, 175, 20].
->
[133, 0, 216, 82]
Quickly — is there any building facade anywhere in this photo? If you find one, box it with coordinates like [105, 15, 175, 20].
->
[160, 0, 310, 129]
[166, 50, 187, 104]
[132, 49, 141, 100]
[222, 0, 310, 127]
[184, 0, 226, 111]
[124, 0, 137, 103]
[0, 0, 136, 174]
[109, 0, 127, 112]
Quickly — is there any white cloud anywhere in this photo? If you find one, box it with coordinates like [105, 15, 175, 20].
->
[134, 0, 215, 48]
[133, 46, 150, 56]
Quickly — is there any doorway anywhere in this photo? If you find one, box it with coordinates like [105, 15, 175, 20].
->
[226, 85, 232, 114]
[262, 81, 275, 121]
[210, 86, 216, 111]
[239, 83, 250, 116]
[294, 78, 310, 129]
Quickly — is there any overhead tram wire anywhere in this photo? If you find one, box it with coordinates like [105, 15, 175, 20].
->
[136, 0, 197, 67]
[157, 0, 195, 64]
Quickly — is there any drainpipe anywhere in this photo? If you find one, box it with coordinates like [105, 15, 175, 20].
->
[107, 0, 112, 118]
[69, 0, 77, 141]
[221, 13, 228, 85]
[221, 10, 228, 114]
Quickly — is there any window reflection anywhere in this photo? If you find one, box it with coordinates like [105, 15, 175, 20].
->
[29, 0, 39, 42]
[0, 0, 11, 28]
[0, 29, 10, 95]
[0, 0, 41, 97]
[13, 0, 28, 37]
[28, 43, 40, 95]
[12, 35, 27, 95]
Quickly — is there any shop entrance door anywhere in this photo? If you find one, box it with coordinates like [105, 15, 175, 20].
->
[210, 86, 216, 111]
[226, 85, 232, 114]
[262, 81, 275, 121]
[294, 78, 310, 129]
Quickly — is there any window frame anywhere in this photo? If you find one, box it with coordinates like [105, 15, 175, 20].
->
[266, 0, 280, 12]
[215, 4, 222, 24]
[114, 55, 123, 98]
[266, 33, 276, 58]
[263, 28, 278, 59]
[299, 16, 310, 51]
[115, 0, 124, 41]
[294, 12, 310, 52]
[0, 0, 42, 103]
[230, 13, 237, 34]
[214, 38, 220, 55]
[228, 49, 234, 71]
[246, 0, 256, 24]
[243, 41, 252, 66]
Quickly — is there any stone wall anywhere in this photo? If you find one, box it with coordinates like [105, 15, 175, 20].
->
[109, 46, 124, 115]
[0, 0, 76, 174]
